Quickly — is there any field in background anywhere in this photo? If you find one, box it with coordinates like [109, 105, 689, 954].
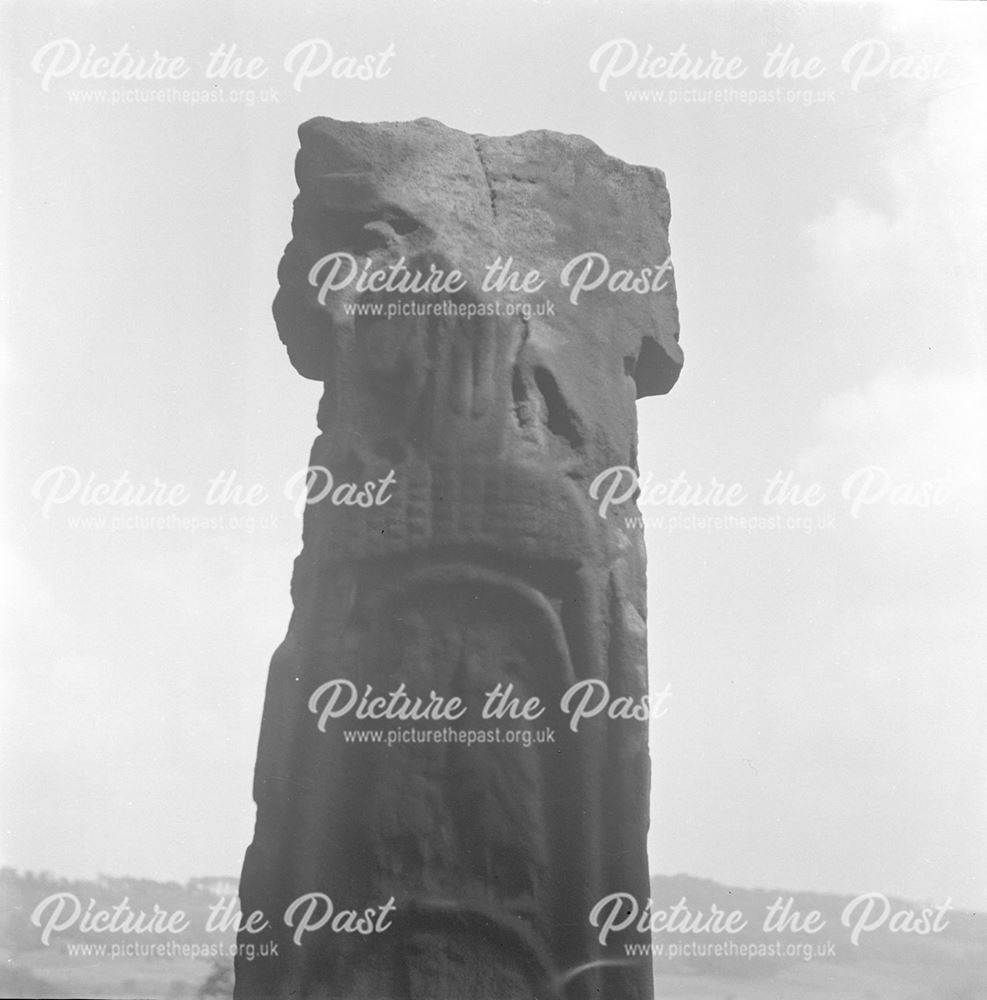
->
[2, 870, 984, 999]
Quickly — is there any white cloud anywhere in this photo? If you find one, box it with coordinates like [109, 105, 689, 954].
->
[797, 366, 985, 564]
[794, 34, 987, 898]
[803, 6, 986, 546]
[806, 9, 987, 370]
[805, 367, 985, 487]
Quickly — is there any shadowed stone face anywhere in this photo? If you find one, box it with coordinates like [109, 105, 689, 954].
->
[237, 116, 682, 1000]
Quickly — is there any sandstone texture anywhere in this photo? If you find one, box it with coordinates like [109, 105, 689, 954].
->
[236, 116, 682, 1000]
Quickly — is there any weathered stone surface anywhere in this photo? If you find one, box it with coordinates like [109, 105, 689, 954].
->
[236, 116, 682, 1000]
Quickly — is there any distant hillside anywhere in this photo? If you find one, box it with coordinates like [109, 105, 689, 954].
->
[0, 868, 240, 952]
[1, 869, 984, 999]
[647, 873, 987, 999]
[0, 868, 239, 999]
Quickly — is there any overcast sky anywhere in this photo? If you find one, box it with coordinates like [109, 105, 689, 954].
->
[3, 0, 985, 912]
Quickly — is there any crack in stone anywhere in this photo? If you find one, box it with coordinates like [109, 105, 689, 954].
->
[472, 135, 497, 219]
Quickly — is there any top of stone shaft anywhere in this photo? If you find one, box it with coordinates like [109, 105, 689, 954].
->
[277, 116, 682, 397]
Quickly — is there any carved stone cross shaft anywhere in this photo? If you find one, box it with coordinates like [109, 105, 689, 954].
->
[236, 116, 682, 1000]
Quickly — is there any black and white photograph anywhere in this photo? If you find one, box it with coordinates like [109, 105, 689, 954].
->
[2, 1, 985, 998]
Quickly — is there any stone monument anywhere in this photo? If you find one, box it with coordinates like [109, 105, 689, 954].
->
[236, 116, 682, 1000]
